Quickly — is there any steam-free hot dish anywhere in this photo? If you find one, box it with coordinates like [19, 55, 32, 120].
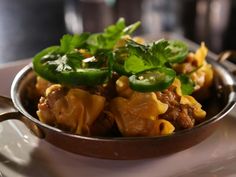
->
[32, 18, 213, 137]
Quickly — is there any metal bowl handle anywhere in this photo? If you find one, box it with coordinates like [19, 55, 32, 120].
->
[216, 50, 236, 108]
[0, 95, 45, 138]
[218, 50, 236, 63]
[218, 50, 236, 76]
[0, 96, 20, 121]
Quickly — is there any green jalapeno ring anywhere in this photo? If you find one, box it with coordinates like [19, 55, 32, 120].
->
[128, 67, 176, 92]
[33, 46, 109, 87]
[167, 40, 189, 63]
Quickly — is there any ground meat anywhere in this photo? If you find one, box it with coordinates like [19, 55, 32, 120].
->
[173, 53, 198, 74]
[37, 85, 68, 127]
[156, 86, 180, 105]
[45, 85, 68, 108]
[156, 86, 195, 130]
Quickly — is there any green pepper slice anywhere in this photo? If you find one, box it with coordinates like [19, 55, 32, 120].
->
[128, 67, 176, 92]
[52, 68, 109, 86]
[33, 46, 109, 87]
[166, 40, 189, 63]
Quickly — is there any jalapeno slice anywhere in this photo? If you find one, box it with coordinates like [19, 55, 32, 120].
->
[166, 40, 189, 63]
[53, 68, 109, 86]
[128, 67, 176, 92]
[33, 46, 109, 86]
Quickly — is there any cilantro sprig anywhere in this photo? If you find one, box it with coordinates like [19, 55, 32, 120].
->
[114, 39, 191, 92]
[122, 39, 188, 74]
[86, 18, 140, 54]
[33, 18, 194, 93]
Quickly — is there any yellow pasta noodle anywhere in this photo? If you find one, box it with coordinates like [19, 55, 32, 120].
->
[37, 85, 106, 135]
[194, 42, 208, 67]
[180, 95, 206, 120]
[116, 75, 134, 98]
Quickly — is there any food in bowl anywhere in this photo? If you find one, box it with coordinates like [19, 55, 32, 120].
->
[32, 18, 213, 137]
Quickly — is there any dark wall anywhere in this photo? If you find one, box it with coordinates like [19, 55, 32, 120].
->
[0, 0, 235, 63]
[0, 0, 66, 63]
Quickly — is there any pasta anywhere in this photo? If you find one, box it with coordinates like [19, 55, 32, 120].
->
[37, 84, 106, 135]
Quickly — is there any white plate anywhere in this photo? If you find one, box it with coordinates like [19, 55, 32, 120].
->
[1, 59, 236, 177]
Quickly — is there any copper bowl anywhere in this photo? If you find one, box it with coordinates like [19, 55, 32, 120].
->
[0, 50, 236, 160]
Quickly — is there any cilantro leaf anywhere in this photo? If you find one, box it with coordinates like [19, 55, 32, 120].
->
[123, 40, 152, 72]
[86, 18, 140, 54]
[60, 33, 90, 53]
[123, 40, 169, 74]
[123, 39, 189, 75]
[41, 52, 84, 72]
[177, 74, 195, 95]
[124, 55, 154, 73]
[38, 33, 90, 73]
[149, 39, 170, 66]
[47, 55, 72, 72]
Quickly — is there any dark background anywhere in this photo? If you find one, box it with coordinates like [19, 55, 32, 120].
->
[0, 0, 235, 64]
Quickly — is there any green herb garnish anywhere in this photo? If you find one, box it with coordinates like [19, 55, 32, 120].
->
[33, 18, 191, 93]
